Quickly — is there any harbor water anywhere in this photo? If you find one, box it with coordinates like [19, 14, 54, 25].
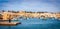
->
[0, 18, 60, 29]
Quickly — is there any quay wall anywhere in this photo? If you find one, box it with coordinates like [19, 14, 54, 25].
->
[0, 11, 60, 20]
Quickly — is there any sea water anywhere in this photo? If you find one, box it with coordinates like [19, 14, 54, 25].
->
[0, 18, 60, 29]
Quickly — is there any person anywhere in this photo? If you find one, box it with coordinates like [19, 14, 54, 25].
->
[9, 15, 11, 23]
[9, 19, 11, 23]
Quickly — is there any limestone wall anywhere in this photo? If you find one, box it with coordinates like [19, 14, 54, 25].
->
[0, 11, 60, 20]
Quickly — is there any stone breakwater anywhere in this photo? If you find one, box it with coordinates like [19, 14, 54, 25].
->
[0, 11, 60, 20]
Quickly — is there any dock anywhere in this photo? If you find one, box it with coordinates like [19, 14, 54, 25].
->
[0, 22, 21, 26]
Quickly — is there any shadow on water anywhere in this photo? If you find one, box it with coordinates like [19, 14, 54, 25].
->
[0, 18, 60, 29]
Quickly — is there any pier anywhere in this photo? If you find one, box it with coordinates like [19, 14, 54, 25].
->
[0, 22, 20, 26]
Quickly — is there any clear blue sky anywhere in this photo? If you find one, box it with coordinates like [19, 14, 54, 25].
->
[0, 0, 60, 12]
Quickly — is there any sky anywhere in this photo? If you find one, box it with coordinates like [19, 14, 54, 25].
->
[0, 0, 60, 12]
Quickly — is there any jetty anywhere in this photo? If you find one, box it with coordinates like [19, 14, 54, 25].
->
[0, 22, 20, 26]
